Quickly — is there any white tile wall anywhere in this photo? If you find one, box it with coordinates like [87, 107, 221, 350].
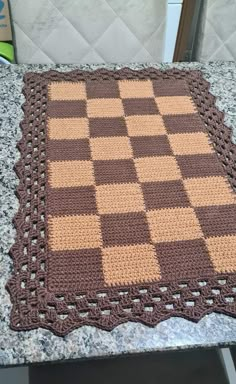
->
[196, 0, 236, 61]
[10, 0, 167, 64]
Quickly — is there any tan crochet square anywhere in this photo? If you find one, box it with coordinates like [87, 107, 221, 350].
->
[49, 82, 86, 100]
[119, 80, 154, 98]
[206, 236, 236, 273]
[155, 96, 196, 115]
[90, 137, 133, 160]
[48, 118, 89, 140]
[102, 244, 160, 286]
[168, 132, 213, 155]
[48, 160, 95, 188]
[134, 156, 181, 182]
[48, 214, 102, 251]
[184, 176, 235, 207]
[147, 207, 203, 243]
[126, 115, 166, 136]
[87, 98, 124, 118]
[96, 183, 145, 214]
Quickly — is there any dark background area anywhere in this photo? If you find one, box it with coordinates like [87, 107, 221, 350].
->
[29, 348, 228, 384]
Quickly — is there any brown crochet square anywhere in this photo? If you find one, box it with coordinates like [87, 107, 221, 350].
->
[7, 68, 236, 336]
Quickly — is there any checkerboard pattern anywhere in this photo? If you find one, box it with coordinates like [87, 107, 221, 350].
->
[46, 79, 236, 292]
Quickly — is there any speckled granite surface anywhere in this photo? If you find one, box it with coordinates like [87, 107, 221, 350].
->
[0, 62, 236, 367]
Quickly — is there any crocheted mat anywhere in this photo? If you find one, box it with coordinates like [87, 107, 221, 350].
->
[7, 68, 236, 336]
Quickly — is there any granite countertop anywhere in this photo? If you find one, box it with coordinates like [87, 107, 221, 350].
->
[1, 62, 236, 367]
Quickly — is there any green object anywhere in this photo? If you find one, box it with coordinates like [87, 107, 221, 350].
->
[0, 41, 14, 62]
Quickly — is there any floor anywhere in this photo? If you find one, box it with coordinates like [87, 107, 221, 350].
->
[0, 348, 230, 384]
[0, 366, 28, 384]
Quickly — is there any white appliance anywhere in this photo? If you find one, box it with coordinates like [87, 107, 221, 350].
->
[164, 0, 182, 62]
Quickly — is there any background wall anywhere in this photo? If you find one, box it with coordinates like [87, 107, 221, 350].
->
[196, 0, 236, 61]
[9, 0, 167, 64]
